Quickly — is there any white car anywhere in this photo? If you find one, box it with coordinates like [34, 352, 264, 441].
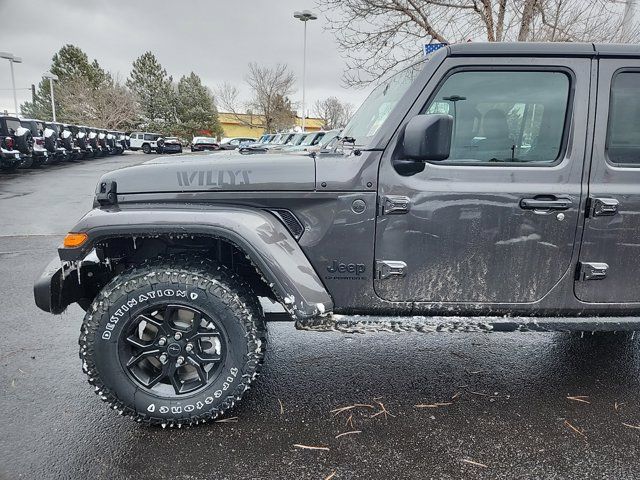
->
[129, 132, 165, 154]
[219, 137, 256, 150]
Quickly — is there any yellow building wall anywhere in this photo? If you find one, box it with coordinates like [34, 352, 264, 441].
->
[221, 123, 265, 139]
[218, 112, 325, 139]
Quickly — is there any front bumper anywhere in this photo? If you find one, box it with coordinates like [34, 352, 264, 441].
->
[34, 255, 101, 313]
[34, 257, 65, 313]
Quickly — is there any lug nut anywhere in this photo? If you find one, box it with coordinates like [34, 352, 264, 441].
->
[158, 337, 166, 346]
[176, 356, 185, 366]
[185, 343, 193, 353]
[159, 354, 168, 364]
[174, 332, 182, 340]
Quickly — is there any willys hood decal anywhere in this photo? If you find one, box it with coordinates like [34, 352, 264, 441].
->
[97, 152, 316, 194]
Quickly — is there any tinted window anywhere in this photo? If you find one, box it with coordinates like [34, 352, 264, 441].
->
[144, 134, 153, 141]
[607, 72, 640, 165]
[424, 70, 570, 164]
[5, 119, 21, 134]
[21, 121, 38, 136]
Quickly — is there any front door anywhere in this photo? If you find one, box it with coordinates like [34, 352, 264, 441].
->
[575, 59, 640, 303]
[375, 56, 591, 304]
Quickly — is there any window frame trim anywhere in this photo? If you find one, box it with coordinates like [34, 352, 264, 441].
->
[604, 67, 640, 168]
[419, 65, 576, 168]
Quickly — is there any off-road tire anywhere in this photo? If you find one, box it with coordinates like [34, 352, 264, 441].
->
[15, 131, 34, 155]
[142, 143, 151, 154]
[79, 258, 266, 427]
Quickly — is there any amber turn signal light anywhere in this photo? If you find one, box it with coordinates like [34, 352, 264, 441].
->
[63, 232, 88, 248]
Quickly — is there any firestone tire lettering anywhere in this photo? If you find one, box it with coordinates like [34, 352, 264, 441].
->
[78, 257, 266, 427]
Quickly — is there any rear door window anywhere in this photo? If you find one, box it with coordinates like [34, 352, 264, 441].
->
[606, 71, 640, 165]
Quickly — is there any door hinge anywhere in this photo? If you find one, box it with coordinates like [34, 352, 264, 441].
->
[577, 262, 609, 281]
[584, 197, 592, 218]
[592, 198, 619, 217]
[375, 260, 407, 280]
[380, 195, 411, 215]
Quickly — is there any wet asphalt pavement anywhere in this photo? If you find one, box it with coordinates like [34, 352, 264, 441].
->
[2, 153, 640, 480]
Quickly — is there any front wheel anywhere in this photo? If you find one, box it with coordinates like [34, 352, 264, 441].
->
[79, 259, 265, 426]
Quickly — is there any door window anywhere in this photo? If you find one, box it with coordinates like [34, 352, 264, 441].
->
[606, 71, 640, 165]
[424, 70, 570, 164]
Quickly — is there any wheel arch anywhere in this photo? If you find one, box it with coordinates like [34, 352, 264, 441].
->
[56, 205, 333, 319]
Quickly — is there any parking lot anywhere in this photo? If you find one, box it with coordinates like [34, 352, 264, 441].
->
[1, 152, 640, 479]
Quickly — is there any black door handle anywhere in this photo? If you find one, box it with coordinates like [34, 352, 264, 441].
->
[520, 197, 572, 211]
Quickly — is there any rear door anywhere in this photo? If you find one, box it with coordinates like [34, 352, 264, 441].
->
[575, 58, 640, 303]
[375, 56, 591, 304]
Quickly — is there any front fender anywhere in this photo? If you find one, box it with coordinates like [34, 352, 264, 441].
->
[58, 204, 333, 318]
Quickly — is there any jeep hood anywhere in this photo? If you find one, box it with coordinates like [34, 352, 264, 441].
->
[97, 152, 316, 194]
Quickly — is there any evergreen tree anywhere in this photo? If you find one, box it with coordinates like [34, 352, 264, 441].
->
[21, 44, 107, 121]
[175, 72, 222, 140]
[126, 52, 176, 132]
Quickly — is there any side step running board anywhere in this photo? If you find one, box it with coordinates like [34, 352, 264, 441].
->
[295, 315, 640, 334]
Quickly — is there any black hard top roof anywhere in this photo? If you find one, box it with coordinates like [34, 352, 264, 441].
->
[448, 42, 640, 58]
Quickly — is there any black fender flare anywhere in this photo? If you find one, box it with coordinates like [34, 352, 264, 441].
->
[57, 205, 333, 318]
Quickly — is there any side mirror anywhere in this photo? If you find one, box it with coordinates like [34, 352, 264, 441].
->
[402, 114, 453, 161]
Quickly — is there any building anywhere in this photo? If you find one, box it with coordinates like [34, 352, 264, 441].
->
[218, 112, 324, 139]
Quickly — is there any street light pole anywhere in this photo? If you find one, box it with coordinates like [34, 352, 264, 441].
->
[0, 52, 22, 115]
[293, 10, 317, 132]
[43, 72, 59, 122]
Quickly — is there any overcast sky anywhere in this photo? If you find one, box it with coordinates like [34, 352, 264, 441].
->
[0, 0, 372, 116]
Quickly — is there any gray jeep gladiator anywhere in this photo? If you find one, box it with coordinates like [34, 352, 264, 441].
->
[34, 42, 640, 426]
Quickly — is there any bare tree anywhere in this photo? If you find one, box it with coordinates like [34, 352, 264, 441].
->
[313, 97, 354, 129]
[320, 0, 640, 86]
[216, 81, 252, 126]
[217, 63, 297, 133]
[57, 75, 139, 129]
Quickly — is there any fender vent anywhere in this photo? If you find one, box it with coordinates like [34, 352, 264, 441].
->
[268, 209, 304, 239]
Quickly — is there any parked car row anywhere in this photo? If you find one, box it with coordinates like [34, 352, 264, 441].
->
[240, 129, 341, 154]
[188, 136, 257, 152]
[0, 115, 130, 172]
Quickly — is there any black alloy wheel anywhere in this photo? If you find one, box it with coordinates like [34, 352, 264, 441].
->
[119, 304, 227, 396]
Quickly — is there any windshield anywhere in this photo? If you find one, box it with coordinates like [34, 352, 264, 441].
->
[340, 62, 423, 145]
[301, 132, 320, 146]
[319, 130, 340, 147]
[289, 133, 306, 145]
